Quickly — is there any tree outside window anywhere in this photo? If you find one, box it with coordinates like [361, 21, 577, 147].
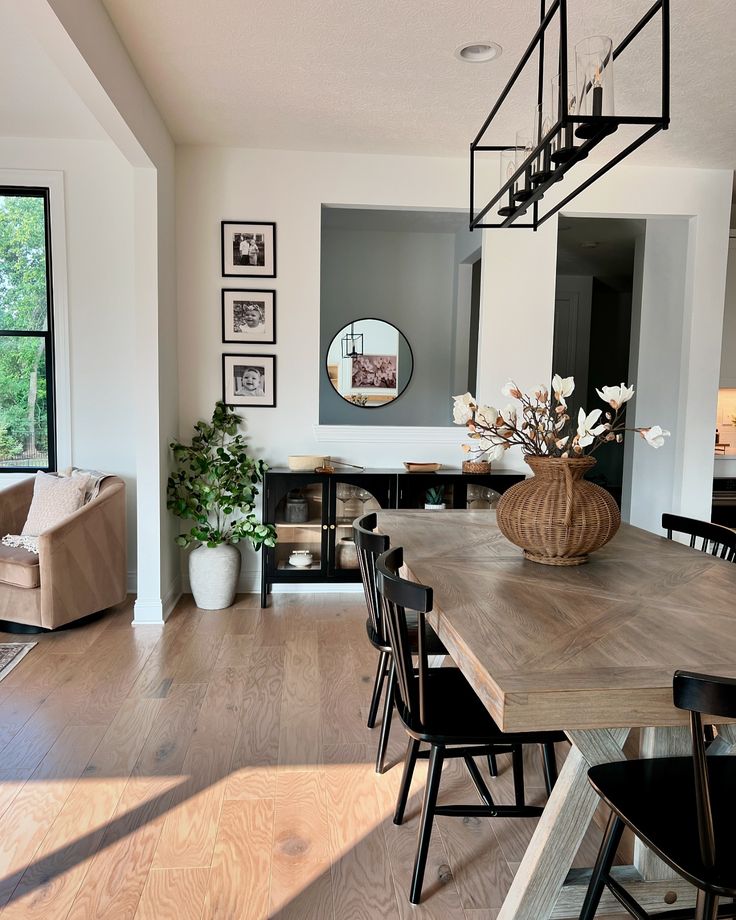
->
[0, 189, 55, 471]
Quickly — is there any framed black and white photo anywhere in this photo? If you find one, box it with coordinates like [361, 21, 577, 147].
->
[222, 289, 276, 344]
[223, 354, 276, 407]
[221, 221, 276, 277]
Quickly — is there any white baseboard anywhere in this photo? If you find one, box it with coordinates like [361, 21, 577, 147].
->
[163, 576, 182, 620]
[181, 570, 363, 596]
[132, 597, 164, 624]
[270, 582, 363, 594]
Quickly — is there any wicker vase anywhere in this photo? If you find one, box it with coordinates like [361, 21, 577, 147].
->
[495, 455, 620, 566]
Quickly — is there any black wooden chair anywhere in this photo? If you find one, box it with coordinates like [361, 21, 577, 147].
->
[375, 545, 566, 905]
[579, 670, 736, 920]
[662, 513, 736, 562]
[354, 512, 448, 774]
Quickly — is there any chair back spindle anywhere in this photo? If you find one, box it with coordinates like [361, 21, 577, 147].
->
[376, 546, 433, 727]
[662, 513, 736, 562]
[673, 670, 736, 870]
[354, 513, 390, 642]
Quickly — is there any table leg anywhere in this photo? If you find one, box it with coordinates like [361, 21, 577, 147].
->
[708, 722, 736, 755]
[496, 728, 628, 920]
[634, 726, 690, 881]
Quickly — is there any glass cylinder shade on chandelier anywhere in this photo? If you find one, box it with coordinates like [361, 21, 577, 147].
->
[550, 71, 578, 164]
[498, 147, 518, 217]
[513, 128, 535, 203]
[575, 35, 615, 139]
[530, 103, 555, 185]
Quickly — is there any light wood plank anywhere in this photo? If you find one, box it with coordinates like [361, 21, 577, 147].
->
[323, 746, 399, 920]
[279, 634, 321, 771]
[152, 666, 246, 868]
[201, 798, 274, 920]
[0, 723, 107, 907]
[269, 771, 333, 919]
[134, 867, 209, 920]
[2, 697, 161, 920]
[225, 646, 284, 800]
[66, 683, 207, 920]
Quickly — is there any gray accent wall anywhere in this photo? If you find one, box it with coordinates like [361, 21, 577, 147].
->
[320, 226, 459, 425]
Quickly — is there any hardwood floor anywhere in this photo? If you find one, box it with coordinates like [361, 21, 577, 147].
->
[0, 593, 621, 919]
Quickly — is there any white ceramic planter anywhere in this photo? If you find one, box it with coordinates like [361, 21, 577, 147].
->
[424, 503, 446, 511]
[189, 543, 241, 610]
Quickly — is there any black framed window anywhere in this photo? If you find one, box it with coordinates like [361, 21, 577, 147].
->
[0, 188, 56, 472]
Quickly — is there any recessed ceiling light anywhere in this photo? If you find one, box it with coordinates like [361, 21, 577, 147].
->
[455, 41, 502, 63]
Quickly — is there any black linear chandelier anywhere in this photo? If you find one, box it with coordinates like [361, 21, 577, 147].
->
[341, 322, 363, 360]
[469, 0, 670, 230]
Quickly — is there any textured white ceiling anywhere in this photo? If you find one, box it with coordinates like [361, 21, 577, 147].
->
[100, 0, 736, 167]
[1, 8, 103, 141]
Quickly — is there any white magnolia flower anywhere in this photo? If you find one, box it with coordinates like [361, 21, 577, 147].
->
[501, 380, 522, 399]
[576, 407, 607, 448]
[500, 404, 517, 425]
[475, 405, 499, 427]
[552, 374, 575, 400]
[596, 383, 635, 410]
[641, 425, 671, 449]
[452, 392, 475, 425]
[478, 440, 507, 462]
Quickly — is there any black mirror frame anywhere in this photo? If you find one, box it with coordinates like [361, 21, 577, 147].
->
[325, 317, 414, 410]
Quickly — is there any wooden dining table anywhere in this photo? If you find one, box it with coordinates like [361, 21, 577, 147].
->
[377, 509, 736, 920]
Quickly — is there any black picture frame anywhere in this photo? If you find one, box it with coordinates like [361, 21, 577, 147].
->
[221, 220, 276, 278]
[222, 353, 276, 408]
[221, 289, 276, 344]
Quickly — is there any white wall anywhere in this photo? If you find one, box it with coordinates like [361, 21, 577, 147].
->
[177, 146, 731, 587]
[0, 138, 137, 582]
[19, 0, 179, 621]
[624, 218, 690, 533]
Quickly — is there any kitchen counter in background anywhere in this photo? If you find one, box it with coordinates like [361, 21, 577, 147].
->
[714, 455, 736, 476]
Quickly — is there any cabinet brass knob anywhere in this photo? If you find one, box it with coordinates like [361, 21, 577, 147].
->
[329, 524, 336, 530]
[322, 524, 328, 531]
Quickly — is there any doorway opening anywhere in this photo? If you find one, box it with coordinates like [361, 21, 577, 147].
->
[553, 217, 645, 507]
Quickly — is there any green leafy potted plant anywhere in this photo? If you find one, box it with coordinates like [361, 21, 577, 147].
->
[424, 485, 446, 510]
[167, 401, 276, 609]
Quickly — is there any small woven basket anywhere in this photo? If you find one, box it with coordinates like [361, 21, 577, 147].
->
[462, 459, 492, 474]
[496, 455, 620, 565]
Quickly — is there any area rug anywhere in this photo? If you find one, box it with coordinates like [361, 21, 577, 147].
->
[0, 643, 36, 682]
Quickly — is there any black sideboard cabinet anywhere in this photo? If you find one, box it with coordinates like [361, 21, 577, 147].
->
[260, 468, 524, 606]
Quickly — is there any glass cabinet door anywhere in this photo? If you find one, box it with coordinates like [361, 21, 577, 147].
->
[330, 478, 388, 576]
[272, 481, 326, 574]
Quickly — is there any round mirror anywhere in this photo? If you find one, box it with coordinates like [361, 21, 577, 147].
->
[325, 318, 413, 408]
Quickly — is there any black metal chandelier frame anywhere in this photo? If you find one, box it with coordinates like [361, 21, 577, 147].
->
[469, 0, 670, 230]
[341, 324, 364, 360]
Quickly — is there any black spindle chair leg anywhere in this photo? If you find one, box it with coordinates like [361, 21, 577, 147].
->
[394, 737, 420, 825]
[375, 659, 396, 774]
[511, 744, 525, 807]
[579, 812, 625, 920]
[695, 890, 719, 920]
[541, 742, 558, 796]
[410, 744, 445, 905]
[487, 750, 498, 777]
[367, 650, 389, 729]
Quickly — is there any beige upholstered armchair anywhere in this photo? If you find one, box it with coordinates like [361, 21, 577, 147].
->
[0, 476, 127, 630]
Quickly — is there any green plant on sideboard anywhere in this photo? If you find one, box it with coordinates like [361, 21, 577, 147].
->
[425, 485, 445, 506]
[167, 401, 277, 551]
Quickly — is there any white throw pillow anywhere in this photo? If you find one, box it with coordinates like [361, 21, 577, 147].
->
[21, 471, 91, 537]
